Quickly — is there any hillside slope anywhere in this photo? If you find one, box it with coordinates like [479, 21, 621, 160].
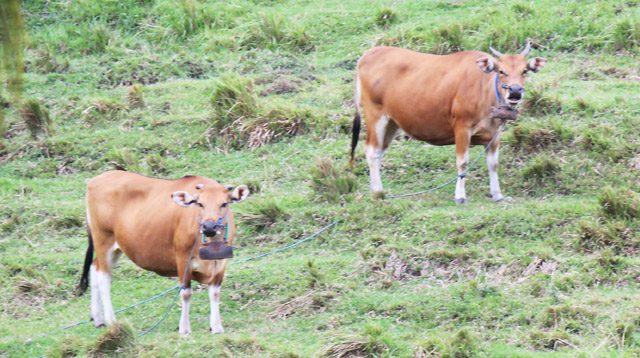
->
[1, 0, 639, 356]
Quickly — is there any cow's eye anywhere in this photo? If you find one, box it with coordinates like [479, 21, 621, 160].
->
[522, 70, 528, 76]
[221, 202, 228, 208]
[499, 70, 508, 76]
[194, 202, 204, 208]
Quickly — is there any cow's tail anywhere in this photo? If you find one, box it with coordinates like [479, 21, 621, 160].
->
[350, 72, 362, 169]
[78, 220, 94, 295]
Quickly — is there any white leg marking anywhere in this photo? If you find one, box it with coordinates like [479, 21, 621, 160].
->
[96, 271, 115, 325]
[179, 288, 192, 335]
[486, 149, 503, 201]
[209, 285, 224, 334]
[110, 242, 122, 269]
[90, 265, 104, 327]
[455, 150, 469, 203]
[366, 115, 389, 194]
[366, 145, 384, 193]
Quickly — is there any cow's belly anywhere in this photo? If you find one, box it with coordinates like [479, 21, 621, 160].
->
[396, 119, 455, 145]
[114, 233, 178, 276]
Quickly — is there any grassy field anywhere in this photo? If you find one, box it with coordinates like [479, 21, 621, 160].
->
[1, 0, 639, 356]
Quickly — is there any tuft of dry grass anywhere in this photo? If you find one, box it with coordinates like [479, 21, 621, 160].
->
[305, 259, 324, 288]
[220, 336, 265, 356]
[521, 154, 560, 181]
[522, 86, 563, 116]
[267, 291, 314, 320]
[430, 22, 467, 54]
[89, 322, 135, 357]
[612, 18, 640, 51]
[105, 147, 143, 172]
[375, 8, 397, 28]
[81, 98, 126, 123]
[599, 187, 640, 220]
[508, 121, 574, 153]
[578, 220, 637, 255]
[310, 158, 357, 202]
[211, 85, 314, 149]
[211, 74, 258, 127]
[241, 199, 289, 231]
[321, 339, 370, 358]
[49, 337, 82, 358]
[243, 107, 308, 149]
[127, 83, 145, 109]
[240, 13, 314, 52]
[20, 98, 51, 139]
[320, 325, 393, 357]
[528, 329, 571, 350]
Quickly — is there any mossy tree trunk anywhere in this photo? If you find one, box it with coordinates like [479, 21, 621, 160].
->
[0, 0, 25, 142]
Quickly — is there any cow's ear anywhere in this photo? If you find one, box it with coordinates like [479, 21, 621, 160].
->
[172, 191, 198, 207]
[230, 185, 250, 203]
[527, 57, 547, 72]
[476, 56, 495, 73]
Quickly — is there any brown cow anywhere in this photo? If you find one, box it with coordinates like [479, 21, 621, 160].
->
[78, 170, 249, 335]
[350, 42, 546, 202]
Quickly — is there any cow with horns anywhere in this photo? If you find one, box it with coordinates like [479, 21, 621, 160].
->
[350, 42, 546, 202]
[78, 170, 250, 335]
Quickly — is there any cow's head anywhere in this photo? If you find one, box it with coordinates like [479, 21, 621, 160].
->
[476, 42, 547, 106]
[171, 183, 250, 237]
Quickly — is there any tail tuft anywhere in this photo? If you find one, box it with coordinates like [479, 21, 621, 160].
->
[77, 225, 94, 295]
[349, 111, 361, 168]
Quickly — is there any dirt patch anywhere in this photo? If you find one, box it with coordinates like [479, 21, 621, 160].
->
[267, 290, 336, 320]
[385, 250, 409, 280]
[260, 77, 301, 96]
[518, 257, 557, 282]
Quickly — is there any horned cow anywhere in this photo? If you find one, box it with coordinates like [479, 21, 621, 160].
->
[78, 170, 250, 335]
[350, 42, 546, 202]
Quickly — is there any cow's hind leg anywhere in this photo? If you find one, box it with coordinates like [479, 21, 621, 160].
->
[94, 239, 119, 326]
[486, 137, 504, 202]
[365, 110, 395, 198]
[454, 127, 471, 204]
[209, 261, 227, 334]
[90, 264, 104, 327]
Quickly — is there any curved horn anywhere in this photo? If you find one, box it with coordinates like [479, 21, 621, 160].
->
[520, 41, 532, 56]
[489, 46, 503, 58]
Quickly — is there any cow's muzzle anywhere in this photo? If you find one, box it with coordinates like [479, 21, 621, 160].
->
[201, 220, 225, 237]
[506, 84, 524, 105]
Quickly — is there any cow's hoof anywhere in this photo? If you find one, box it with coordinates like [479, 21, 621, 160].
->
[210, 326, 224, 334]
[490, 194, 504, 202]
[94, 322, 106, 328]
[372, 191, 386, 200]
[455, 198, 467, 204]
[491, 195, 513, 203]
[179, 329, 191, 336]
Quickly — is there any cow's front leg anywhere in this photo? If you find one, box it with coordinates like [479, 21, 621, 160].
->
[209, 285, 223, 334]
[176, 253, 193, 336]
[454, 128, 471, 204]
[179, 287, 192, 335]
[486, 138, 504, 201]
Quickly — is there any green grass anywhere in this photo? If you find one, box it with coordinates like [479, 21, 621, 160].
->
[1, 0, 640, 356]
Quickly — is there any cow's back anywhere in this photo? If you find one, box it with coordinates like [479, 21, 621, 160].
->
[357, 47, 495, 142]
[87, 171, 167, 232]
